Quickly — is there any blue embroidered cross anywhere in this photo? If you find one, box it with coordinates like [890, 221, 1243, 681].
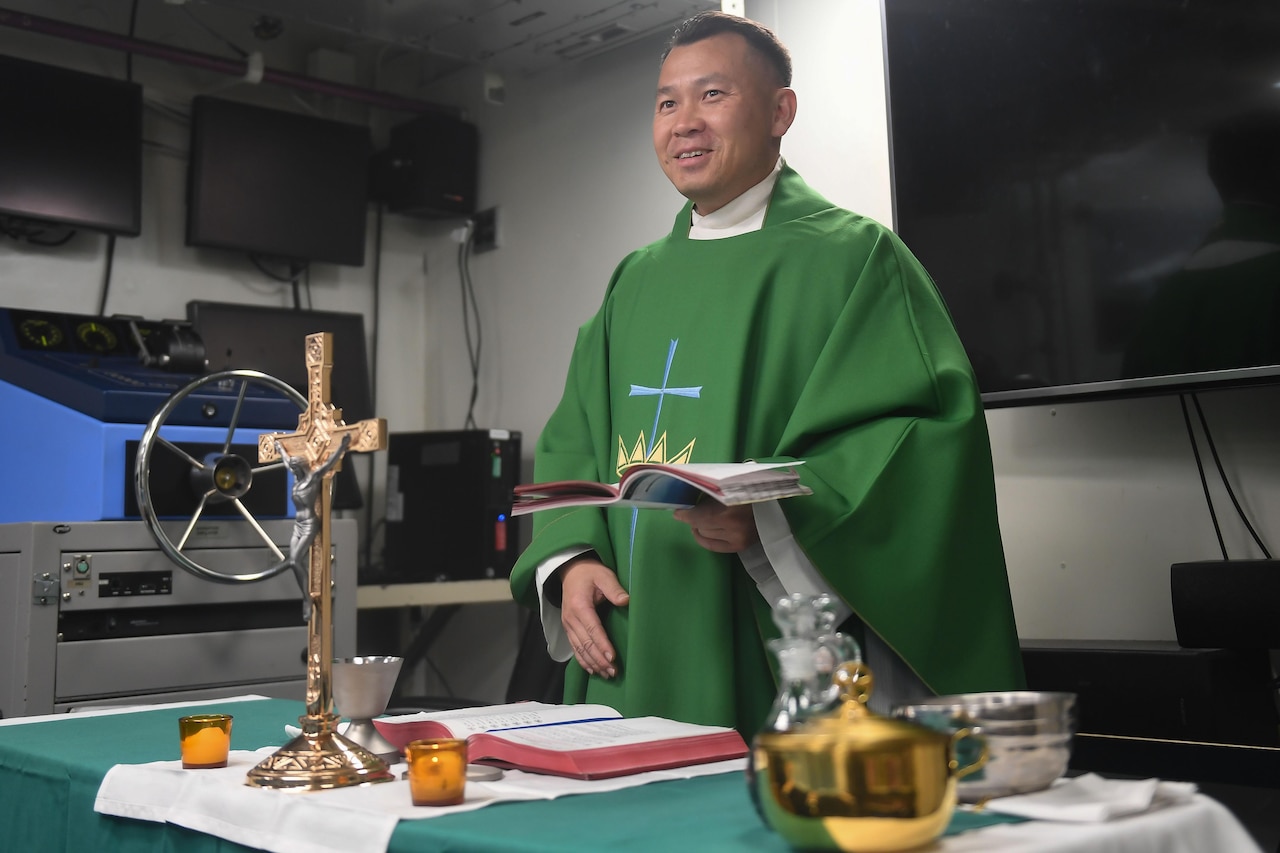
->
[630, 339, 702, 459]
[625, 339, 701, 588]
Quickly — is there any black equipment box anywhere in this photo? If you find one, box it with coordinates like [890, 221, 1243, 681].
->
[1021, 640, 1279, 746]
[380, 429, 521, 584]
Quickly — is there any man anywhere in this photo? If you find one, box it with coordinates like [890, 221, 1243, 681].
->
[510, 12, 1023, 734]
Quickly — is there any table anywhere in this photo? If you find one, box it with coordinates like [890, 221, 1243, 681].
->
[0, 697, 1262, 853]
[356, 579, 512, 609]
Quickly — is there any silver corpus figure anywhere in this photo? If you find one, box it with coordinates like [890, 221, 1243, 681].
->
[277, 433, 352, 621]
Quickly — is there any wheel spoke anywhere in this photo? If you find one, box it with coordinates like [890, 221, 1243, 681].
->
[253, 460, 287, 475]
[232, 498, 286, 561]
[222, 378, 251, 453]
[157, 435, 208, 471]
[136, 369, 307, 584]
[175, 491, 213, 551]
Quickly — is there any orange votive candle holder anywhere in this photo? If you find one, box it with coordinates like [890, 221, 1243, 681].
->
[406, 738, 467, 806]
[178, 714, 233, 769]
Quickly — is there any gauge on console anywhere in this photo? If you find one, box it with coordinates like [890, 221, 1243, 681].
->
[17, 316, 67, 350]
[75, 320, 121, 354]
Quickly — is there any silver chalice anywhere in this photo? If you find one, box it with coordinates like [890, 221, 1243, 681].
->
[332, 655, 404, 764]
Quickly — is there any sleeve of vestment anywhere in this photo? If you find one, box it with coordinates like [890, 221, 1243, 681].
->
[755, 225, 1024, 697]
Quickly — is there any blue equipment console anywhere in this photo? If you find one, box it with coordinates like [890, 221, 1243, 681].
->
[0, 307, 301, 523]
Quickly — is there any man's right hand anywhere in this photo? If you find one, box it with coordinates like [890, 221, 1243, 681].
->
[558, 557, 629, 679]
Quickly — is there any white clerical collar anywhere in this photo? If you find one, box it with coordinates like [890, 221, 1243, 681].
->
[688, 157, 784, 240]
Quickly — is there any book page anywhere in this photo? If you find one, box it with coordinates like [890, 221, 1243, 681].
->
[659, 461, 804, 483]
[617, 462, 807, 504]
[479, 716, 737, 752]
[377, 702, 620, 739]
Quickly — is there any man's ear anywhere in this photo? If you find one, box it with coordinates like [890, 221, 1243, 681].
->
[772, 88, 798, 139]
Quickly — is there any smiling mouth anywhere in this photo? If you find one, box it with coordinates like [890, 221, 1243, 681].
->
[676, 150, 708, 160]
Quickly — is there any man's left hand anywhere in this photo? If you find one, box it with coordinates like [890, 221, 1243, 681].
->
[672, 502, 760, 553]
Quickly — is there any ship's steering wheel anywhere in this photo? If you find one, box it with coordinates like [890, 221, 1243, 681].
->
[134, 369, 305, 584]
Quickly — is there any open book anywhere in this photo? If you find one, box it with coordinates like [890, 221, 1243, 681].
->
[371, 701, 747, 780]
[510, 461, 811, 517]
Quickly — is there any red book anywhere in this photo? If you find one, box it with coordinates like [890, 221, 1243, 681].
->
[372, 702, 747, 781]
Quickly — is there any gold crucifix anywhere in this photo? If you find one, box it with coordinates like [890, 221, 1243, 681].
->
[246, 331, 392, 790]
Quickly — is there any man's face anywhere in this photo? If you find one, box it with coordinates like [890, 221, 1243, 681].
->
[653, 32, 795, 215]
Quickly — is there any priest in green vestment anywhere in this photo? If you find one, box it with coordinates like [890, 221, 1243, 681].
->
[509, 12, 1024, 735]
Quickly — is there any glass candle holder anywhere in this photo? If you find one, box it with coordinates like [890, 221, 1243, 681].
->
[178, 714, 233, 769]
[405, 738, 467, 806]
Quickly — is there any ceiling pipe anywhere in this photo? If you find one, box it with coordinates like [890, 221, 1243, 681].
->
[0, 6, 458, 116]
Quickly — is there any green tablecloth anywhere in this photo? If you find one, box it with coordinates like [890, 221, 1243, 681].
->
[0, 698, 1021, 852]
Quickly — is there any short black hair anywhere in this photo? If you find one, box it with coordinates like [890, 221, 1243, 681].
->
[662, 11, 792, 88]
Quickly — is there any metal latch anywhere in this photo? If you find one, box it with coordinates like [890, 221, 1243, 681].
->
[32, 572, 60, 605]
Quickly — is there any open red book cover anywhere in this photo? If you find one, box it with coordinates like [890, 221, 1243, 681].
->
[371, 702, 747, 780]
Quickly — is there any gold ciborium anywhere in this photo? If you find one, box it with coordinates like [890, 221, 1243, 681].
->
[751, 661, 987, 852]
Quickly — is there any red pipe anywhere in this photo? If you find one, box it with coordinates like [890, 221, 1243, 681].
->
[0, 6, 457, 116]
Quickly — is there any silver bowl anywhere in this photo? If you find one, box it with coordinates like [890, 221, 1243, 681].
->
[893, 692, 1076, 801]
[897, 691, 1075, 721]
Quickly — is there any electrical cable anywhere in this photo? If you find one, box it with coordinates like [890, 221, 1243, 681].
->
[370, 205, 383, 415]
[1191, 393, 1272, 559]
[1, 217, 77, 246]
[180, 4, 250, 58]
[98, 0, 142, 318]
[97, 235, 116, 317]
[23, 229, 76, 246]
[457, 231, 477, 376]
[248, 254, 309, 284]
[125, 0, 140, 80]
[143, 96, 190, 126]
[364, 204, 385, 575]
[457, 222, 482, 429]
[1179, 393, 1228, 560]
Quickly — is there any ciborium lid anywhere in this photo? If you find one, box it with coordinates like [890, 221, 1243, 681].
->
[787, 661, 951, 755]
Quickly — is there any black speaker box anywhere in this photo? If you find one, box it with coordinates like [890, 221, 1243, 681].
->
[372, 113, 478, 218]
[1171, 560, 1280, 649]
[380, 429, 521, 584]
[1021, 640, 1279, 746]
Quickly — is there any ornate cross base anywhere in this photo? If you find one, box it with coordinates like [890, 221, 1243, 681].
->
[246, 712, 395, 791]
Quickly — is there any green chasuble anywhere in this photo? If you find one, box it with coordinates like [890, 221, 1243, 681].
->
[511, 166, 1024, 735]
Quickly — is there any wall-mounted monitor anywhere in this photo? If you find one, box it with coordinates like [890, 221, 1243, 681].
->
[884, 0, 1280, 406]
[186, 96, 372, 267]
[0, 54, 142, 237]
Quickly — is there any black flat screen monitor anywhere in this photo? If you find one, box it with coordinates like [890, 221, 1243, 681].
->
[186, 96, 371, 266]
[884, 0, 1280, 406]
[0, 54, 142, 236]
[187, 301, 374, 509]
